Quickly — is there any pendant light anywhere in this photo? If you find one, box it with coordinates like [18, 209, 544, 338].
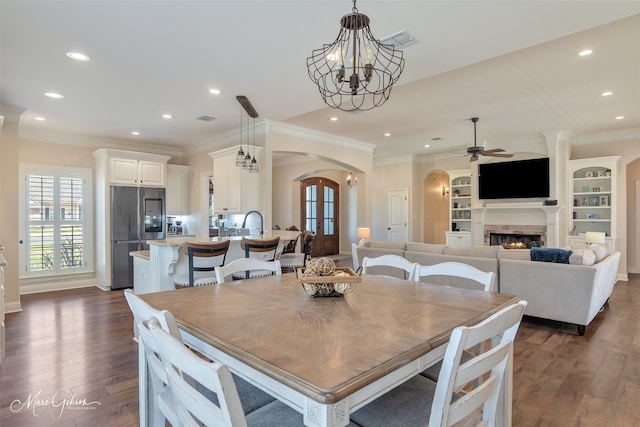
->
[307, 0, 405, 111]
[236, 96, 259, 171]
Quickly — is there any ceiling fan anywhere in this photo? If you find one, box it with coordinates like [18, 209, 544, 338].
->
[467, 117, 513, 162]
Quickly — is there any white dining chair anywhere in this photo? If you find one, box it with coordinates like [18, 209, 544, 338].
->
[350, 300, 528, 427]
[361, 254, 418, 280]
[215, 258, 282, 283]
[149, 320, 305, 427]
[124, 289, 276, 426]
[414, 261, 495, 292]
[124, 289, 182, 427]
[413, 262, 495, 382]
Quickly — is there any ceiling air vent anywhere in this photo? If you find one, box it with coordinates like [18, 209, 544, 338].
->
[197, 115, 216, 122]
[381, 31, 417, 50]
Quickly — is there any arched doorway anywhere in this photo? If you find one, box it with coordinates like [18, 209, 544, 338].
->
[300, 177, 339, 257]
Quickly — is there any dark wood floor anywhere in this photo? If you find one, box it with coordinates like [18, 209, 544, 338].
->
[1, 270, 639, 426]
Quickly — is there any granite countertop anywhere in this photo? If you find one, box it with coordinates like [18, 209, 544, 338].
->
[129, 250, 150, 260]
[147, 230, 301, 247]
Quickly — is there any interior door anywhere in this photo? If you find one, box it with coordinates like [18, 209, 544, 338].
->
[301, 178, 339, 257]
[387, 189, 408, 242]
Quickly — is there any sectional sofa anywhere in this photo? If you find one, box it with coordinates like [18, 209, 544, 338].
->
[352, 241, 621, 335]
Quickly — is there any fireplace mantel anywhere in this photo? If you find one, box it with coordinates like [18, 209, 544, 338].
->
[470, 203, 564, 247]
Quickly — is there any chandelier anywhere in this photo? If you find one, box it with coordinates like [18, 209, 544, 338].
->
[235, 95, 259, 173]
[307, 0, 405, 111]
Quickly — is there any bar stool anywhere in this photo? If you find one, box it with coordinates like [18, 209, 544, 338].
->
[279, 231, 315, 273]
[232, 237, 280, 279]
[172, 240, 230, 287]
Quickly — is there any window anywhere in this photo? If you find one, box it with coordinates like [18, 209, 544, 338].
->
[20, 164, 93, 277]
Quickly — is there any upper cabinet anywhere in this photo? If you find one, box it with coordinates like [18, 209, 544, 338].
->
[210, 146, 262, 214]
[166, 164, 190, 215]
[93, 149, 170, 187]
[448, 169, 472, 233]
[568, 156, 620, 251]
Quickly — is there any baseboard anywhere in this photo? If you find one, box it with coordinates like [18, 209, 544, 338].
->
[4, 301, 22, 314]
[20, 278, 100, 295]
[617, 273, 629, 282]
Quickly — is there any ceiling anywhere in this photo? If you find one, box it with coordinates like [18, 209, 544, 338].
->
[2, 1, 640, 161]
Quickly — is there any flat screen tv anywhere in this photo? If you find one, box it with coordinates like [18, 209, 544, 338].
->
[478, 157, 550, 199]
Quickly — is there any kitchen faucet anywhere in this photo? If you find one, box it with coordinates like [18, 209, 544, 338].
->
[241, 210, 264, 236]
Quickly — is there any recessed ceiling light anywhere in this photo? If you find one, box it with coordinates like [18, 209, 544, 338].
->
[44, 92, 64, 99]
[66, 51, 90, 62]
[209, 88, 221, 95]
[384, 133, 391, 137]
[601, 91, 613, 97]
[330, 117, 338, 121]
[34, 116, 45, 121]
[131, 131, 140, 135]
[424, 144, 430, 148]
[162, 114, 172, 119]
[578, 49, 593, 56]
[615, 116, 624, 120]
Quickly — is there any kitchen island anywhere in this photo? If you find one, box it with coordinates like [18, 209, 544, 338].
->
[131, 230, 300, 294]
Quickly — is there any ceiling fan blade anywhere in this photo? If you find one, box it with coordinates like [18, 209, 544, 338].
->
[482, 148, 505, 154]
[483, 152, 514, 158]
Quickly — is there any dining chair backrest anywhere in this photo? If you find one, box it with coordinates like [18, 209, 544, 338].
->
[215, 258, 282, 283]
[178, 240, 230, 287]
[429, 300, 527, 427]
[137, 318, 179, 427]
[124, 289, 182, 427]
[361, 254, 418, 280]
[149, 321, 248, 427]
[281, 233, 300, 254]
[240, 237, 280, 261]
[415, 261, 495, 292]
[124, 289, 181, 340]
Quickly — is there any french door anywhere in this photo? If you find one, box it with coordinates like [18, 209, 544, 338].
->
[301, 177, 339, 257]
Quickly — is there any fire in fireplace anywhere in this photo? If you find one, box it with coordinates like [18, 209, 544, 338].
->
[490, 233, 542, 249]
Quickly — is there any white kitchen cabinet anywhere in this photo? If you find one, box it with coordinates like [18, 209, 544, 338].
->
[166, 164, 190, 215]
[445, 231, 472, 247]
[110, 158, 165, 186]
[93, 149, 170, 187]
[568, 156, 620, 251]
[210, 146, 261, 214]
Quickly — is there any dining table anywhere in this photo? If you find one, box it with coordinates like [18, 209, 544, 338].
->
[139, 272, 519, 427]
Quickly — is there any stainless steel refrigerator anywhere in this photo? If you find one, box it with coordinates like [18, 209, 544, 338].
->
[110, 186, 165, 290]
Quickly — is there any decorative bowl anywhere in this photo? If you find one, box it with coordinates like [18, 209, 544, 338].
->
[296, 267, 360, 297]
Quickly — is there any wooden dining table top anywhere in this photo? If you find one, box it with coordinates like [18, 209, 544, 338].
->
[140, 273, 519, 404]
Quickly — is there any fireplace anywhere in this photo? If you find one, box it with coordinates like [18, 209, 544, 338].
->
[490, 233, 542, 249]
[484, 224, 547, 247]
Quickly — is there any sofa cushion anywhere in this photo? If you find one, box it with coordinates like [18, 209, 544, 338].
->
[405, 242, 445, 254]
[369, 241, 407, 251]
[443, 246, 502, 259]
[530, 247, 572, 263]
[497, 249, 530, 260]
[569, 248, 596, 265]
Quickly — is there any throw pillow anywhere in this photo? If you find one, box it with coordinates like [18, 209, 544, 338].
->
[590, 244, 608, 263]
[530, 247, 572, 263]
[569, 248, 596, 266]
